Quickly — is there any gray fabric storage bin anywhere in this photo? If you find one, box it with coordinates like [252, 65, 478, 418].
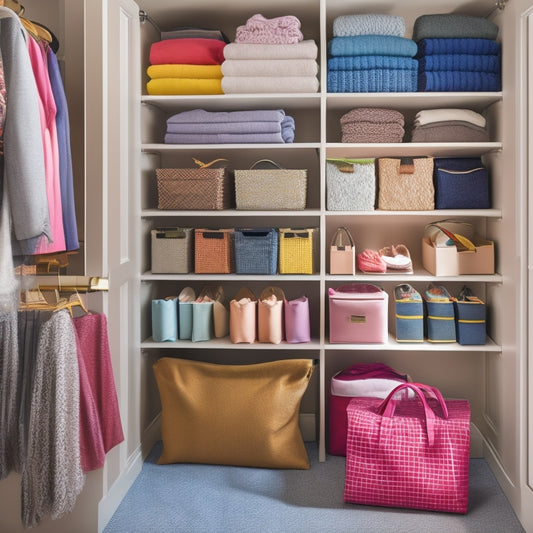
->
[151, 228, 193, 273]
[326, 159, 376, 211]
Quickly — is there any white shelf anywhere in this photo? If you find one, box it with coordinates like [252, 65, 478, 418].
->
[142, 142, 321, 152]
[141, 272, 321, 281]
[142, 209, 322, 218]
[141, 337, 322, 349]
[325, 208, 502, 218]
[327, 270, 502, 283]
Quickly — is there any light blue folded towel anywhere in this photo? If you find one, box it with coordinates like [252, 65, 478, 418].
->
[328, 35, 417, 58]
[328, 55, 418, 71]
[327, 69, 418, 93]
[333, 14, 405, 37]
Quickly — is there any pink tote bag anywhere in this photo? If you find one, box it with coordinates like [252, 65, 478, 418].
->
[284, 296, 310, 343]
[344, 382, 471, 514]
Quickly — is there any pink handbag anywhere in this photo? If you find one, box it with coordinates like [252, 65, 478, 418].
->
[344, 382, 471, 514]
[330, 227, 356, 275]
[328, 363, 409, 456]
[284, 296, 310, 343]
[328, 284, 388, 343]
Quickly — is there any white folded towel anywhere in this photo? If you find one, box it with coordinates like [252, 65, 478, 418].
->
[222, 76, 319, 94]
[221, 58, 318, 77]
[414, 108, 486, 128]
[223, 39, 318, 60]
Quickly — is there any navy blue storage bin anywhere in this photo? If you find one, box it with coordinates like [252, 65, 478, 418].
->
[454, 294, 487, 345]
[433, 157, 490, 209]
[234, 228, 278, 274]
[424, 299, 456, 342]
[394, 284, 424, 343]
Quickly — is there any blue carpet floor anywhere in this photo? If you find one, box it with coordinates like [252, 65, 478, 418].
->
[104, 442, 525, 533]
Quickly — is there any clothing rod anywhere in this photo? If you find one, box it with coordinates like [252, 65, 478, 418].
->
[139, 9, 161, 34]
[33, 275, 109, 292]
[486, 0, 507, 18]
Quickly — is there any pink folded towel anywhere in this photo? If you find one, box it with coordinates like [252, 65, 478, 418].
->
[236, 13, 303, 44]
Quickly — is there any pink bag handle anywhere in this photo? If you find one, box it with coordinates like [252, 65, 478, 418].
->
[377, 383, 449, 446]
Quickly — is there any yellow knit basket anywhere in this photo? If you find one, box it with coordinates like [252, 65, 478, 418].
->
[279, 228, 316, 274]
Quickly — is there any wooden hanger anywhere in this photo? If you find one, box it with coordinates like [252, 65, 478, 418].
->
[53, 292, 90, 318]
[1, 1, 25, 16]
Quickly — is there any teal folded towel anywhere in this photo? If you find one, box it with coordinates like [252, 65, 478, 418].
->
[328, 35, 417, 58]
[333, 14, 405, 37]
[413, 14, 499, 42]
[328, 69, 417, 93]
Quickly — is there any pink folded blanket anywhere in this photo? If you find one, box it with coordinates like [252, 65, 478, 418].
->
[236, 13, 303, 44]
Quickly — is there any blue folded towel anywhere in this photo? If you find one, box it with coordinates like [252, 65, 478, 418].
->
[418, 70, 501, 92]
[328, 35, 417, 58]
[417, 38, 501, 57]
[419, 54, 501, 73]
[333, 14, 405, 37]
[328, 55, 418, 71]
[327, 69, 418, 93]
[413, 14, 499, 42]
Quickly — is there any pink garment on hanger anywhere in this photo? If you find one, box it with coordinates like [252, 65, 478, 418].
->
[73, 313, 124, 472]
[27, 37, 65, 254]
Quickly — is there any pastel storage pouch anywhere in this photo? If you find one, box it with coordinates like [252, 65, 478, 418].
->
[284, 296, 310, 343]
[330, 226, 356, 275]
[424, 285, 456, 343]
[229, 287, 257, 344]
[328, 362, 409, 456]
[151, 297, 178, 342]
[258, 286, 285, 344]
[328, 283, 388, 343]
[151, 227, 193, 274]
[326, 158, 376, 211]
[454, 286, 487, 345]
[234, 228, 278, 275]
[378, 156, 435, 210]
[178, 287, 196, 340]
[394, 284, 424, 342]
[433, 157, 490, 209]
[196, 285, 228, 339]
[191, 300, 213, 342]
[234, 159, 307, 210]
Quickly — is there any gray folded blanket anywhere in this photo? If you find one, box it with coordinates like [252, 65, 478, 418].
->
[411, 120, 489, 142]
[412, 14, 499, 42]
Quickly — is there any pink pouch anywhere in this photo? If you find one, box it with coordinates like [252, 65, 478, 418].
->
[229, 287, 257, 344]
[257, 287, 284, 344]
[330, 227, 356, 275]
[284, 296, 310, 343]
[328, 363, 409, 456]
[328, 284, 388, 343]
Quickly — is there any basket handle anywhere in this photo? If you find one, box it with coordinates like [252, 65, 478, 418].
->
[250, 159, 284, 170]
[192, 157, 228, 169]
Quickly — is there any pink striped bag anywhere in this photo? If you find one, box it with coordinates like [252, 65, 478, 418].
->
[344, 382, 470, 514]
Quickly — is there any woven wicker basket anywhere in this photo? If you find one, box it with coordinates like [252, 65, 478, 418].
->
[156, 158, 233, 210]
[279, 228, 316, 274]
[194, 229, 234, 274]
[378, 157, 434, 211]
[151, 228, 193, 274]
[326, 159, 376, 211]
[234, 159, 307, 210]
[234, 228, 279, 275]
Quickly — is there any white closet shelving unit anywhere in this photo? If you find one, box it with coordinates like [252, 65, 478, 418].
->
[135, 0, 505, 461]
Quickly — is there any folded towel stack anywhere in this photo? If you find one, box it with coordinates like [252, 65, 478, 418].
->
[327, 14, 418, 93]
[221, 14, 319, 94]
[340, 107, 405, 143]
[413, 14, 501, 92]
[411, 108, 489, 142]
[147, 29, 227, 95]
[164, 108, 295, 144]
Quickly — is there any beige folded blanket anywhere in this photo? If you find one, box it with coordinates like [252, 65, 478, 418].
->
[414, 108, 486, 128]
[222, 76, 319, 94]
[223, 40, 318, 60]
[221, 59, 318, 77]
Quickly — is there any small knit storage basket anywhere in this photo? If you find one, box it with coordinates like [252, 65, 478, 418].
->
[378, 157, 435, 210]
[234, 228, 279, 275]
[279, 228, 316, 274]
[151, 228, 193, 274]
[234, 159, 307, 210]
[326, 159, 376, 211]
[156, 158, 233, 210]
[194, 229, 234, 274]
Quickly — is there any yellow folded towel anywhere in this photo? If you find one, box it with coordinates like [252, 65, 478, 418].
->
[147, 78, 223, 95]
[147, 64, 223, 79]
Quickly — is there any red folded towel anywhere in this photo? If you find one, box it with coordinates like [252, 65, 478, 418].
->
[149, 38, 226, 65]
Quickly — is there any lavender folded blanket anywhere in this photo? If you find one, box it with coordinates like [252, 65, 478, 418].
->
[164, 131, 293, 144]
[328, 35, 417, 58]
[333, 14, 405, 37]
[235, 14, 303, 44]
[166, 120, 285, 134]
[167, 108, 286, 124]
[418, 70, 501, 92]
[419, 54, 501, 73]
[417, 38, 501, 57]
[412, 14, 499, 42]
[328, 55, 417, 71]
